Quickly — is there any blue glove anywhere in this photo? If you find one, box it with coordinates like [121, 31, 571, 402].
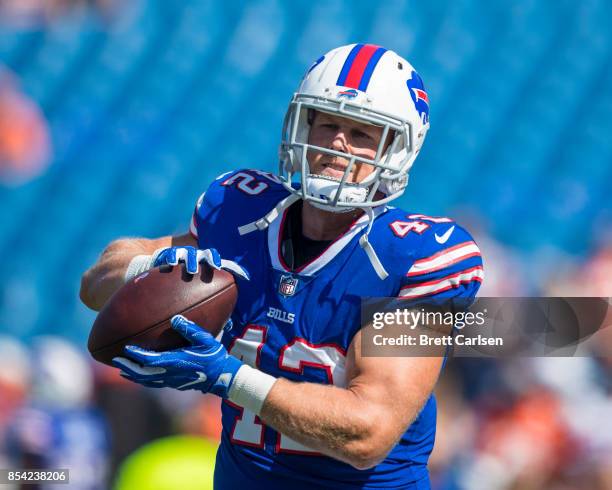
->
[153, 246, 249, 279]
[112, 315, 243, 397]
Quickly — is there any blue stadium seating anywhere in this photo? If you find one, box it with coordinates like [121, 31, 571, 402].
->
[0, 0, 610, 341]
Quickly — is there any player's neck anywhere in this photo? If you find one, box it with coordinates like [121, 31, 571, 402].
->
[301, 201, 363, 241]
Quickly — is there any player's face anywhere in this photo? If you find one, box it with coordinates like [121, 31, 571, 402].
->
[307, 111, 385, 183]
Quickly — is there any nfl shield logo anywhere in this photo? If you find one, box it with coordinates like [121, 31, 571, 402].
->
[279, 275, 298, 296]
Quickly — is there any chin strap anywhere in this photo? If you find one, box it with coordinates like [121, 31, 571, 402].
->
[238, 193, 389, 281]
[358, 207, 389, 280]
[238, 194, 301, 235]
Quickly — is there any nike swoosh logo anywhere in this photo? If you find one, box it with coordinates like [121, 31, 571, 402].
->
[177, 371, 208, 390]
[435, 225, 455, 244]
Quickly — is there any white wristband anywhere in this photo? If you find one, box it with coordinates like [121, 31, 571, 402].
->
[228, 365, 277, 415]
[124, 255, 153, 282]
[124, 248, 166, 282]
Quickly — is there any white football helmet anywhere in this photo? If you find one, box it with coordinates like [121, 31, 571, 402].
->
[279, 43, 430, 212]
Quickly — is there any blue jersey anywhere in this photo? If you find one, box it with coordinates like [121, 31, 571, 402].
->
[190, 169, 483, 489]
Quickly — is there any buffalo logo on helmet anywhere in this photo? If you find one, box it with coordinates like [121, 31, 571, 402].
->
[337, 88, 359, 99]
[279, 275, 299, 296]
[406, 70, 430, 124]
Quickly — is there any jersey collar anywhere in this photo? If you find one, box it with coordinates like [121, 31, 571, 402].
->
[267, 202, 387, 276]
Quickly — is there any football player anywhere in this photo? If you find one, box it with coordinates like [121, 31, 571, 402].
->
[81, 44, 483, 489]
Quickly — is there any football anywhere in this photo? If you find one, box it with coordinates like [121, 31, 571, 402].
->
[88, 264, 237, 366]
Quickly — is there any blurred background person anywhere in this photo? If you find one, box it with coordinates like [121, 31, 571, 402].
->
[0, 66, 51, 185]
[3, 337, 109, 490]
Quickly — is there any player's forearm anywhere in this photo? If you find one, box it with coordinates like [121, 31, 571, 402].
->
[259, 378, 402, 469]
[80, 238, 167, 311]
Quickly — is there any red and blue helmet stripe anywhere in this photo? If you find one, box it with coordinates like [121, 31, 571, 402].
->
[336, 44, 388, 92]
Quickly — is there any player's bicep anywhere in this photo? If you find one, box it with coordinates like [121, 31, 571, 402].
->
[346, 330, 443, 432]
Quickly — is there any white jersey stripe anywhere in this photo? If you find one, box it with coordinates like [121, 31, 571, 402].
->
[189, 212, 198, 239]
[399, 266, 484, 299]
[407, 214, 453, 223]
[190, 192, 205, 239]
[406, 242, 480, 277]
